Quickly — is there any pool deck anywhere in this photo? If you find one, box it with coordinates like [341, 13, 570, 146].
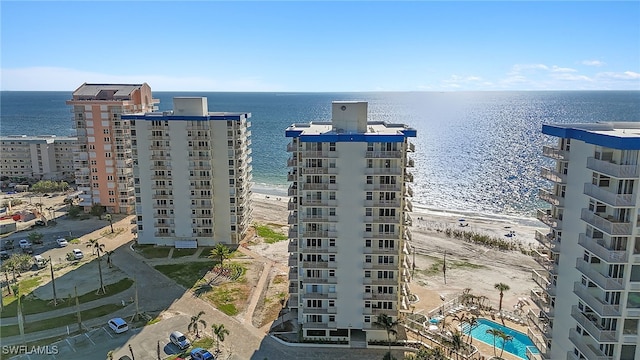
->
[425, 311, 530, 360]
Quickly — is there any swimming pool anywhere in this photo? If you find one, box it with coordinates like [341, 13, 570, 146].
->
[462, 318, 538, 359]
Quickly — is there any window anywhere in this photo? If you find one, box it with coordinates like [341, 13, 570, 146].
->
[365, 208, 372, 217]
[366, 192, 373, 201]
[365, 224, 372, 232]
[365, 255, 372, 263]
[365, 239, 372, 247]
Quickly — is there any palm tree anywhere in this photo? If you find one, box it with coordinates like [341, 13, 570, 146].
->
[373, 313, 400, 355]
[188, 311, 207, 338]
[485, 328, 505, 358]
[105, 250, 114, 268]
[466, 316, 478, 346]
[497, 332, 513, 359]
[87, 240, 106, 294]
[211, 323, 230, 353]
[494, 283, 510, 316]
[63, 198, 74, 212]
[210, 243, 230, 268]
[447, 330, 464, 360]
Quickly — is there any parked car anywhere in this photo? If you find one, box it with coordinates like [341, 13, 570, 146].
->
[169, 331, 191, 350]
[107, 318, 129, 334]
[1, 240, 14, 250]
[34, 220, 46, 226]
[72, 249, 84, 260]
[19, 239, 32, 248]
[56, 238, 68, 247]
[0, 250, 9, 260]
[22, 246, 34, 255]
[34, 255, 47, 269]
[189, 348, 215, 360]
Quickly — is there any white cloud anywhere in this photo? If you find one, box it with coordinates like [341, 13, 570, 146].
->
[596, 71, 640, 80]
[550, 65, 577, 73]
[0, 67, 283, 91]
[582, 60, 605, 67]
[508, 64, 549, 75]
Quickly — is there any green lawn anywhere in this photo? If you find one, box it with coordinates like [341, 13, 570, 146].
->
[0, 304, 122, 336]
[154, 261, 217, 288]
[255, 224, 287, 244]
[135, 245, 172, 259]
[165, 337, 215, 360]
[1, 278, 133, 318]
[198, 247, 214, 258]
[172, 248, 199, 258]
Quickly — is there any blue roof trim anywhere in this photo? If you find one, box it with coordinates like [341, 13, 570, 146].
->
[296, 134, 408, 143]
[542, 124, 640, 150]
[286, 129, 416, 143]
[122, 114, 247, 121]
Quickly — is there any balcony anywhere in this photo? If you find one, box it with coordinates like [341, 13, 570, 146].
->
[405, 185, 414, 197]
[301, 183, 338, 191]
[406, 158, 415, 167]
[583, 183, 636, 207]
[568, 329, 614, 360]
[365, 183, 402, 192]
[286, 143, 297, 152]
[365, 150, 402, 158]
[587, 157, 639, 178]
[577, 234, 628, 263]
[365, 167, 402, 175]
[570, 306, 618, 342]
[535, 230, 552, 248]
[288, 240, 298, 253]
[288, 226, 298, 238]
[405, 171, 414, 182]
[527, 310, 552, 342]
[530, 289, 554, 318]
[573, 282, 621, 316]
[300, 167, 338, 175]
[542, 145, 569, 160]
[531, 269, 556, 296]
[407, 142, 415, 152]
[287, 171, 297, 181]
[301, 261, 332, 269]
[300, 230, 337, 238]
[300, 150, 337, 158]
[538, 188, 564, 207]
[288, 199, 297, 210]
[287, 157, 298, 167]
[540, 167, 566, 184]
[288, 256, 298, 267]
[287, 185, 297, 197]
[536, 209, 561, 229]
[575, 259, 624, 291]
[532, 247, 552, 268]
[580, 209, 632, 235]
[288, 213, 298, 225]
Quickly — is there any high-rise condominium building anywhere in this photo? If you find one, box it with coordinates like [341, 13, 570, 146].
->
[531, 123, 640, 360]
[0, 135, 76, 181]
[122, 97, 253, 247]
[285, 101, 416, 344]
[66, 83, 158, 214]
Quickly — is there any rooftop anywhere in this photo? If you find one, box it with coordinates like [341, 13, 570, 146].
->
[543, 122, 640, 149]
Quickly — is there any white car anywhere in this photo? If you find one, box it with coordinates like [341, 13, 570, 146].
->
[107, 317, 128, 334]
[72, 249, 84, 260]
[19, 239, 32, 248]
[56, 238, 68, 247]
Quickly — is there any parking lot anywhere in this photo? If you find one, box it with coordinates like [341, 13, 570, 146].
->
[8, 314, 193, 360]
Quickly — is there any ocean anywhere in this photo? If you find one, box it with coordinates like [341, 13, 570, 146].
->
[1, 91, 639, 221]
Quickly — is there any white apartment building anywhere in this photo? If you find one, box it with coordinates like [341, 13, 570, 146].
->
[0, 135, 76, 181]
[285, 101, 416, 345]
[122, 97, 253, 247]
[531, 123, 640, 360]
[66, 83, 158, 214]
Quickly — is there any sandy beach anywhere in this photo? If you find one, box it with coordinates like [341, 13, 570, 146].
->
[248, 191, 544, 319]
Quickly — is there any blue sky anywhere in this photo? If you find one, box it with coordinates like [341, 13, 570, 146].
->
[2, 1, 639, 92]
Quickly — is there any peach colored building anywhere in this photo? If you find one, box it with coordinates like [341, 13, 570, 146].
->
[66, 83, 158, 214]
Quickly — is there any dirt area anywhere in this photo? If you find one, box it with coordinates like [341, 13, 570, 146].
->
[252, 269, 289, 329]
[198, 259, 261, 318]
[248, 192, 545, 322]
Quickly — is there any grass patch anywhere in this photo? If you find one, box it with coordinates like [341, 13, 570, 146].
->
[2, 278, 133, 318]
[198, 247, 214, 258]
[147, 317, 162, 325]
[154, 261, 217, 288]
[206, 282, 250, 316]
[0, 304, 122, 336]
[172, 248, 198, 258]
[419, 259, 485, 277]
[135, 244, 172, 259]
[255, 224, 287, 244]
[69, 238, 81, 244]
[100, 227, 125, 239]
[272, 274, 287, 285]
[166, 337, 215, 360]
